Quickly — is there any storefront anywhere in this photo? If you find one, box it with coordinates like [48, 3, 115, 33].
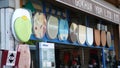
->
[0, 0, 120, 68]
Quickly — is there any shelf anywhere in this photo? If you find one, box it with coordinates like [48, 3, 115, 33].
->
[27, 1, 118, 68]
[30, 34, 114, 50]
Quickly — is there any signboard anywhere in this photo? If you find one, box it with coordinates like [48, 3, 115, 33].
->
[39, 42, 55, 68]
[0, 50, 20, 68]
[56, 0, 120, 24]
[6, 51, 17, 66]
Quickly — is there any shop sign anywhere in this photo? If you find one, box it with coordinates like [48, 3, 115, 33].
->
[56, 0, 120, 24]
[94, 5, 103, 16]
[103, 9, 112, 20]
[75, 0, 93, 12]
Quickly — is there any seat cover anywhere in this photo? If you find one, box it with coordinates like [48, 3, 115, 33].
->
[101, 31, 107, 46]
[70, 23, 77, 43]
[58, 19, 68, 41]
[33, 12, 47, 39]
[94, 29, 100, 46]
[12, 8, 31, 41]
[77, 25, 86, 45]
[106, 32, 112, 47]
[86, 27, 93, 46]
[17, 44, 31, 68]
[14, 16, 32, 42]
[47, 15, 58, 39]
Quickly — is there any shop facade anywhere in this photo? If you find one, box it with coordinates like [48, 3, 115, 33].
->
[0, 0, 120, 68]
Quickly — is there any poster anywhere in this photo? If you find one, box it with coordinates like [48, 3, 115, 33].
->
[39, 42, 55, 68]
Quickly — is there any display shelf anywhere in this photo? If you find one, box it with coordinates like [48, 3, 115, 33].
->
[30, 34, 114, 50]
[28, 0, 117, 68]
[30, 32, 114, 66]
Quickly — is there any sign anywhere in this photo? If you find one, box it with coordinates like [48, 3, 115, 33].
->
[56, 0, 120, 24]
[75, 0, 93, 12]
[6, 51, 17, 66]
[94, 5, 103, 16]
[0, 50, 20, 68]
[39, 42, 55, 68]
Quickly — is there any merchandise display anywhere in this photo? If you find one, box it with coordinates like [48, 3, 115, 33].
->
[105, 26, 107, 31]
[70, 22, 77, 43]
[77, 25, 86, 45]
[94, 29, 100, 46]
[11, 8, 32, 42]
[106, 32, 112, 47]
[58, 18, 69, 41]
[97, 24, 101, 30]
[14, 16, 32, 42]
[33, 12, 47, 39]
[57, 48, 81, 68]
[89, 49, 100, 68]
[86, 27, 93, 46]
[101, 31, 107, 46]
[63, 51, 70, 66]
[17, 44, 31, 68]
[47, 15, 58, 39]
[0, 0, 117, 68]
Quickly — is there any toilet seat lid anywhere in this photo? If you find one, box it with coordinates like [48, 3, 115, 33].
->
[58, 19, 69, 41]
[77, 25, 86, 45]
[33, 12, 47, 39]
[70, 22, 77, 43]
[17, 44, 31, 68]
[107, 32, 112, 47]
[94, 29, 100, 46]
[86, 27, 93, 46]
[47, 15, 58, 39]
[101, 31, 107, 46]
[14, 16, 32, 42]
[12, 8, 31, 41]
